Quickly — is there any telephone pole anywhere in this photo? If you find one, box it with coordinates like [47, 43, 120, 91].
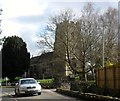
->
[0, 8, 2, 81]
[101, 16, 105, 68]
[102, 25, 105, 68]
[0, 9, 2, 34]
[118, 1, 120, 65]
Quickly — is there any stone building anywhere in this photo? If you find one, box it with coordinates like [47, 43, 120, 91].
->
[53, 20, 81, 78]
[29, 52, 54, 79]
[29, 20, 82, 79]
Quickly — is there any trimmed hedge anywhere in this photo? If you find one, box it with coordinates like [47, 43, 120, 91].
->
[37, 78, 56, 89]
[70, 81, 120, 98]
[56, 88, 120, 101]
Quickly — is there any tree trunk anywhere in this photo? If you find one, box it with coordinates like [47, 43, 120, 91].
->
[81, 65, 86, 81]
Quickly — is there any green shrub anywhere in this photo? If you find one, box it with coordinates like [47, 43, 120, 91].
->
[15, 77, 22, 81]
[37, 78, 54, 84]
[37, 78, 55, 89]
[75, 76, 80, 80]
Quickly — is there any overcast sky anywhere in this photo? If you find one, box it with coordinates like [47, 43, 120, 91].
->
[0, 0, 119, 57]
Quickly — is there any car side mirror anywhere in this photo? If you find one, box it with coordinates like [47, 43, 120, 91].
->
[37, 82, 40, 84]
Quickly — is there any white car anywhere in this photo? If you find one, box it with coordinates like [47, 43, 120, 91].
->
[15, 78, 41, 96]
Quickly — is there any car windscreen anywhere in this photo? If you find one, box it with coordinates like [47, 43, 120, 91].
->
[20, 79, 36, 84]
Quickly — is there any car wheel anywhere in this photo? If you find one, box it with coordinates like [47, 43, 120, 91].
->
[38, 92, 41, 95]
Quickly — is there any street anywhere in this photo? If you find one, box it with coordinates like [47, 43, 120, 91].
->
[1, 87, 84, 101]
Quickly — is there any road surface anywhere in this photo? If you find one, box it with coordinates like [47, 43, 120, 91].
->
[1, 87, 85, 101]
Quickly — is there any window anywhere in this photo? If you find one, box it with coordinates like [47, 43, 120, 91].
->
[20, 79, 36, 84]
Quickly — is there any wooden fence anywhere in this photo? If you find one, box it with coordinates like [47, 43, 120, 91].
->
[96, 65, 120, 90]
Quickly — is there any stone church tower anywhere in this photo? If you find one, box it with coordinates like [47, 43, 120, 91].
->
[53, 20, 81, 78]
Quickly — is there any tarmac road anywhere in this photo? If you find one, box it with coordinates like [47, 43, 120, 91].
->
[1, 87, 85, 101]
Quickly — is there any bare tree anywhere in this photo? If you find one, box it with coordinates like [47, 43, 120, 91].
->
[37, 3, 118, 81]
[37, 3, 100, 81]
[103, 7, 118, 65]
[73, 2, 103, 80]
[37, 9, 76, 52]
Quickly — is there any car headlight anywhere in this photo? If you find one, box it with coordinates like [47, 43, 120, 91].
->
[36, 85, 41, 90]
[20, 86, 26, 89]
